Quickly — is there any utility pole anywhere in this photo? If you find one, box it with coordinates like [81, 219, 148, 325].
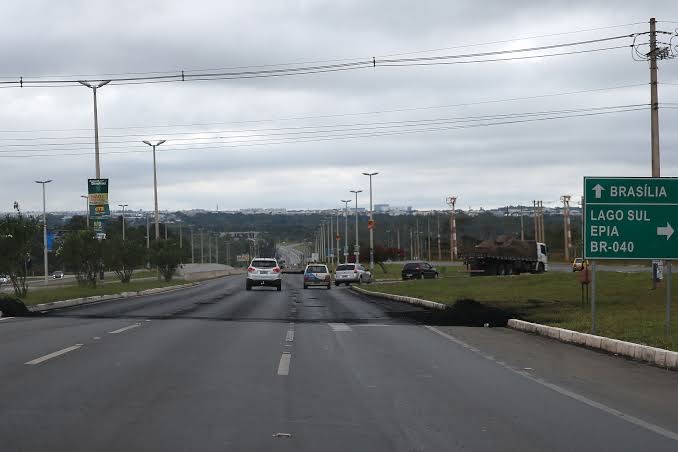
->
[142, 140, 166, 240]
[118, 204, 128, 240]
[446, 197, 457, 260]
[341, 200, 350, 263]
[409, 228, 413, 260]
[146, 214, 150, 249]
[190, 226, 195, 264]
[350, 190, 362, 263]
[427, 213, 431, 261]
[77, 80, 110, 178]
[520, 206, 525, 241]
[215, 234, 219, 264]
[533, 200, 538, 241]
[208, 232, 212, 263]
[415, 217, 420, 260]
[36, 180, 52, 285]
[336, 210, 340, 267]
[200, 229, 204, 264]
[561, 195, 572, 262]
[437, 213, 441, 261]
[397, 227, 401, 251]
[362, 172, 378, 269]
[650, 17, 660, 178]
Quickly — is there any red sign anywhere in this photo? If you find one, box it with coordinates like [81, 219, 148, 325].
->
[367, 219, 375, 230]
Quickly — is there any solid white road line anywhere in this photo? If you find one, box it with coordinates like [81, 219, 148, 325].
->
[25, 344, 83, 365]
[277, 352, 291, 376]
[329, 323, 352, 332]
[0, 317, 16, 321]
[108, 323, 141, 334]
[424, 325, 678, 443]
[286, 330, 295, 342]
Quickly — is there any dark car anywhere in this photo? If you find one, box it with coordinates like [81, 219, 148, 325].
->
[401, 262, 439, 280]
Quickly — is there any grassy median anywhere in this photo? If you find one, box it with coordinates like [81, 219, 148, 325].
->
[368, 271, 678, 351]
[20, 279, 185, 306]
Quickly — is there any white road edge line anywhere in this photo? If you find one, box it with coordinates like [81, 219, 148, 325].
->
[277, 352, 291, 376]
[25, 344, 83, 365]
[0, 317, 16, 321]
[108, 323, 141, 334]
[286, 330, 295, 342]
[329, 323, 352, 332]
[423, 325, 678, 443]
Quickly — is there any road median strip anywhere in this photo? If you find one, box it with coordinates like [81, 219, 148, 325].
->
[352, 285, 678, 370]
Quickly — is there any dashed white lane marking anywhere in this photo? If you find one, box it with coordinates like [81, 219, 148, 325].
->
[0, 317, 16, 321]
[423, 325, 678, 443]
[277, 352, 291, 376]
[108, 323, 141, 334]
[25, 344, 83, 365]
[286, 330, 295, 342]
[329, 323, 352, 332]
[352, 324, 391, 327]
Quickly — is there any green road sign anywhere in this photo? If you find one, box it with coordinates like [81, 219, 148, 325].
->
[584, 177, 678, 259]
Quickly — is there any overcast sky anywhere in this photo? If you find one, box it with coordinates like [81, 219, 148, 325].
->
[1, 1, 677, 213]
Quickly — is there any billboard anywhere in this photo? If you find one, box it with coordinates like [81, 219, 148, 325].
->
[88, 179, 110, 219]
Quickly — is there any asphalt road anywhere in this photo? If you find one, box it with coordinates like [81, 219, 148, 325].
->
[1, 275, 676, 451]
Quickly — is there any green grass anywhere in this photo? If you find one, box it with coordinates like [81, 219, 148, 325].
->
[368, 271, 678, 351]
[20, 279, 185, 306]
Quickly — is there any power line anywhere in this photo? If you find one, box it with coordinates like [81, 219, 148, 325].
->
[0, 34, 638, 88]
[0, 83, 647, 135]
[0, 104, 648, 149]
[0, 106, 647, 158]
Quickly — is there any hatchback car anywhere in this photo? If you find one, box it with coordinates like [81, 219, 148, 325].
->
[303, 264, 331, 289]
[53, 271, 64, 279]
[401, 262, 439, 280]
[334, 263, 372, 285]
[246, 258, 282, 291]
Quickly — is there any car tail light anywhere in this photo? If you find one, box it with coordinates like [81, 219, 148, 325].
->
[248, 267, 255, 272]
[273, 267, 281, 273]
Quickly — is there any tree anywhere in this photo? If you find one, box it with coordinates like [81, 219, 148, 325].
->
[104, 238, 146, 283]
[60, 231, 103, 287]
[150, 240, 182, 282]
[0, 213, 39, 297]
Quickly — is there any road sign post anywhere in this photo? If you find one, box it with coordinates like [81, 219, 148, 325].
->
[584, 177, 676, 335]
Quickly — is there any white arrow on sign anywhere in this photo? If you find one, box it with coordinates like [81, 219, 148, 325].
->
[592, 184, 605, 199]
[657, 222, 674, 240]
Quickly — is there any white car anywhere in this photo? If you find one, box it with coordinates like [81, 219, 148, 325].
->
[0, 275, 9, 285]
[246, 258, 282, 291]
[334, 263, 372, 286]
[303, 264, 331, 289]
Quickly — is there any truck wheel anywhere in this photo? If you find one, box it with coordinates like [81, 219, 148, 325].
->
[537, 263, 545, 274]
[497, 264, 506, 276]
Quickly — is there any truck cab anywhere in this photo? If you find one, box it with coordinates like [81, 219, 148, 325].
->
[536, 242, 548, 273]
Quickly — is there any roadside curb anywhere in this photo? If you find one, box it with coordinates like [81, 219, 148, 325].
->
[507, 319, 678, 370]
[28, 282, 201, 313]
[350, 286, 447, 310]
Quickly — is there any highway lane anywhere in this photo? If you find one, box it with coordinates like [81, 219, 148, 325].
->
[0, 275, 676, 451]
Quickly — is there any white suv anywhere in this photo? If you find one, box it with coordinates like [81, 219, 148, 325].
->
[246, 258, 282, 291]
[303, 264, 331, 290]
[334, 263, 372, 286]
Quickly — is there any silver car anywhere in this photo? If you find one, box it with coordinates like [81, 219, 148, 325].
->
[334, 263, 372, 286]
[246, 258, 282, 291]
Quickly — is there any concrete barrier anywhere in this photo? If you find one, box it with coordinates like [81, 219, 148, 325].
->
[350, 286, 447, 310]
[507, 319, 678, 370]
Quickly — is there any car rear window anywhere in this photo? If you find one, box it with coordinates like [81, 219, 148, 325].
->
[306, 265, 328, 273]
[404, 263, 420, 270]
[252, 260, 277, 268]
[336, 264, 355, 271]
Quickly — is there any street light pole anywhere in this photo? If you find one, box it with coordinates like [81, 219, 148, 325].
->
[350, 190, 363, 263]
[142, 140, 166, 240]
[362, 172, 378, 269]
[81, 195, 89, 229]
[36, 180, 52, 285]
[341, 200, 350, 263]
[118, 204, 128, 241]
[78, 80, 111, 178]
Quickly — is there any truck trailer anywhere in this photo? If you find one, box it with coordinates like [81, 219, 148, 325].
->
[461, 235, 548, 276]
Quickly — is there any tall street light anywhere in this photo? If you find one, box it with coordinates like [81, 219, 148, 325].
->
[142, 140, 166, 239]
[78, 80, 111, 178]
[341, 200, 350, 263]
[350, 190, 362, 263]
[36, 180, 52, 285]
[80, 195, 89, 229]
[362, 172, 378, 269]
[118, 204, 128, 240]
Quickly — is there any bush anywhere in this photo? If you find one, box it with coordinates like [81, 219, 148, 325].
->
[150, 240, 182, 282]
